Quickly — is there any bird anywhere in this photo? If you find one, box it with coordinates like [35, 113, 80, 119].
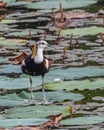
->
[21, 40, 52, 103]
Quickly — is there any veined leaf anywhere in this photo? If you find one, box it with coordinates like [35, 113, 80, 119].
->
[61, 116, 104, 125]
[60, 26, 104, 36]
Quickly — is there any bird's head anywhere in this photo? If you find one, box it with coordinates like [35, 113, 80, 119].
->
[37, 40, 48, 49]
[31, 40, 49, 59]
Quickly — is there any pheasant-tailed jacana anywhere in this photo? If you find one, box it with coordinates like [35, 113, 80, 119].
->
[21, 40, 51, 103]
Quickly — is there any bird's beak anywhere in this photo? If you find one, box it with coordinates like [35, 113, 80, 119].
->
[31, 43, 37, 59]
[48, 44, 54, 48]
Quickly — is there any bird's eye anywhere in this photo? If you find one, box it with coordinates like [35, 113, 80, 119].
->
[41, 42, 44, 45]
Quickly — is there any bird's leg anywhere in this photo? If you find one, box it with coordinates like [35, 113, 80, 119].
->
[42, 76, 47, 103]
[29, 76, 35, 100]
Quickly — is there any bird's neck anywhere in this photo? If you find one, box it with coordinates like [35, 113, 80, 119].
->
[34, 48, 44, 63]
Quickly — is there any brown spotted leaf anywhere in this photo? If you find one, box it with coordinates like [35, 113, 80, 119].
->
[0, 128, 4, 130]
[9, 52, 27, 65]
[8, 113, 63, 130]
[47, 113, 63, 127]
[0, 1, 7, 8]
[10, 126, 48, 130]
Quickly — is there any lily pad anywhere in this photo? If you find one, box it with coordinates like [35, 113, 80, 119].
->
[48, 67, 104, 81]
[1, 19, 17, 24]
[0, 37, 26, 46]
[7, 1, 29, 7]
[0, 93, 31, 107]
[0, 64, 21, 74]
[4, 105, 69, 119]
[5, 29, 43, 38]
[0, 57, 8, 63]
[3, 0, 15, 3]
[45, 78, 104, 91]
[0, 91, 84, 107]
[0, 115, 5, 120]
[0, 75, 40, 90]
[61, 116, 104, 125]
[27, 0, 97, 10]
[0, 66, 104, 90]
[20, 91, 84, 102]
[60, 26, 104, 36]
[0, 118, 48, 128]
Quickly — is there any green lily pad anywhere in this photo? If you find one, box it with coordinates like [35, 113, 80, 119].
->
[0, 93, 30, 107]
[0, 64, 21, 74]
[7, 1, 29, 7]
[60, 26, 104, 36]
[0, 37, 26, 46]
[4, 105, 69, 119]
[0, 91, 84, 107]
[1, 19, 17, 24]
[45, 78, 104, 91]
[3, 0, 15, 3]
[20, 91, 84, 102]
[61, 116, 104, 125]
[5, 29, 43, 38]
[0, 115, 5, 120]
[0, 66, 104, 90]
[0, 57, 8, 63]
[27, 0, 96, 10]
[0, 118, 48, 128]
[48, 67, 104, 81]
[0, 74, 40, 90]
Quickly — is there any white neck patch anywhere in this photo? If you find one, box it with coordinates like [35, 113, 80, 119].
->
[34, 48, 44, 63]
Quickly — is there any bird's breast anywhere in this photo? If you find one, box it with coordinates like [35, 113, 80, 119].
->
[34, 55, 43, 64]
[21, 55, 49, 76]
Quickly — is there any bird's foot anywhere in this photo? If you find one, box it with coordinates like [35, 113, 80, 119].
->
[24, 98, 36, 104]
[23, 95, 36, 104]
[29, 95, 37, 103]
[30, 95, 35, 100]
[42, 99, 53, 105]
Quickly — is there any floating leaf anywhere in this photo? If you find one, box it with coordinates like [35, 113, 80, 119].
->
[34, 91, 84, 102]
[48, 67, 104, 81]
[4, 105, 68, 119]
[45, 78, 104, 91]
[0, 115, 5, 120]
[61, 116, 104, 125]
[0, 91, 84, 107]
[7, 1, 29, 7]
[0, 37, 26, 46]
[0, 118, 48, 128]
[5, 29, 43, 38]
[0, 64, 21, 74]
[0, 93, 30, 107]
[6, 114, 62, 130]
[0, 67, 104, 90]
[0, 75, 40, 90]
[3, 0, 15, 3]
[27, 0, 96, 10]
[1, 19, 17, 24]
[60, 26, 104, 36]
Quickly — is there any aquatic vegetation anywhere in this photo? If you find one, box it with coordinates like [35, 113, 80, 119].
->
[0, 0, 104, 129]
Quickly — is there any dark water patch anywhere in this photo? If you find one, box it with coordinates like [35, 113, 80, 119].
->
[6, 1, 29, 9]
[73, 89, 104, 104]
[75, 43, 91, 50]
[0, 72, 21, 78]
[86, 61, 102, 66]
[16, 19, 50, 29]
[82, 4, 102, 13]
